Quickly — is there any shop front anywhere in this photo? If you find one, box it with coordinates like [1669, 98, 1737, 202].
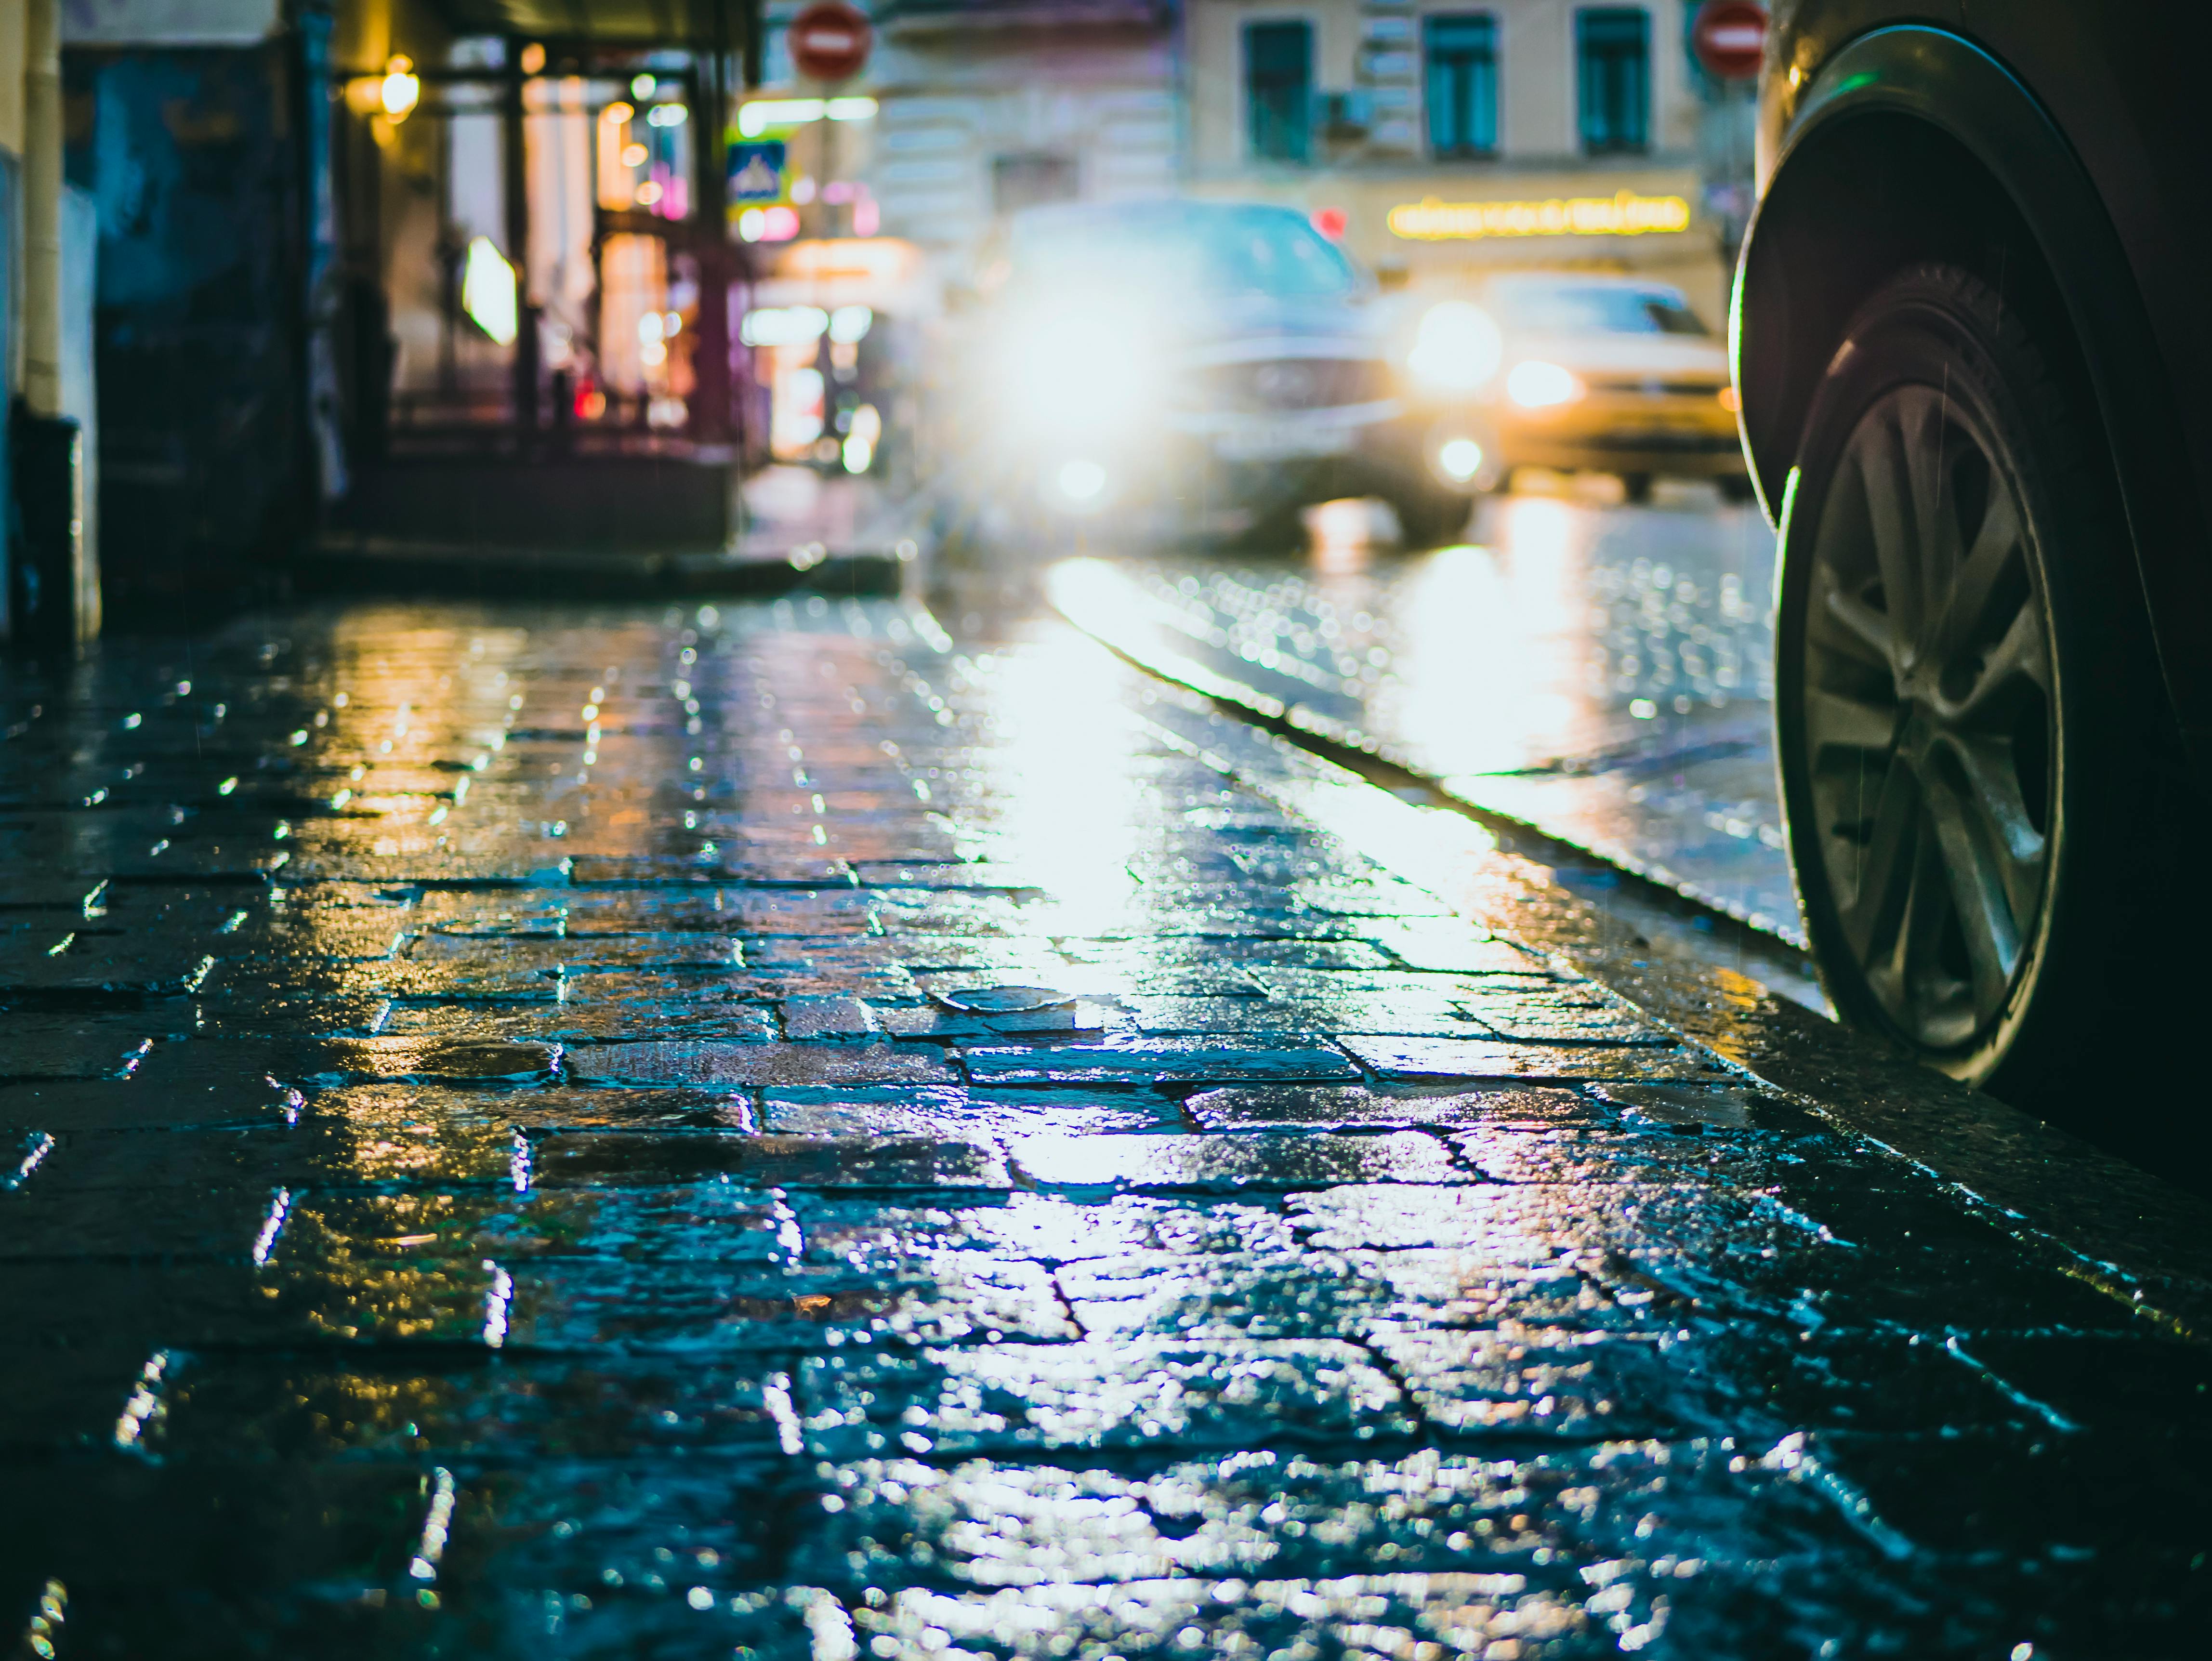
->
[742, 236, 929, 477]
[1192, 162, 1729, 328]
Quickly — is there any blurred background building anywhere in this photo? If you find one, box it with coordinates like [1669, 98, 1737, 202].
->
[1182, 0, 1740, 318]
[0, 0, 1758, 644]
[856, 0, 1175, 255]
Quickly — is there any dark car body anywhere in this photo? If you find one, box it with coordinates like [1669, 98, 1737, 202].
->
[1737, 2, 2212, 785]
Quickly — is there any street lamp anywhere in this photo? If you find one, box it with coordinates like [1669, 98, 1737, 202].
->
[380, 55, 420, 123]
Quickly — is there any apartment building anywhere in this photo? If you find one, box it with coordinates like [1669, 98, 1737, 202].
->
[828, 0, 1180, 261]
[1184, 0, 1738, 320]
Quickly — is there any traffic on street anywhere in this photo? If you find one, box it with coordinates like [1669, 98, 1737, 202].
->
[8, 0, 2212, 1657]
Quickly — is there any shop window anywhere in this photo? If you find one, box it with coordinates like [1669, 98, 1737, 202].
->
[993, 153, 1078, 214]
[1576, 7, 1649, 154]
[1246, 20, 1313, 163]
[1424, 14, 1499, 158]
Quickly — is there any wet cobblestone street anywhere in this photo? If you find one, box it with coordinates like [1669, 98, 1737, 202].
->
[4, 596, 2210, 1658]
[1046, 491, 1798, 939]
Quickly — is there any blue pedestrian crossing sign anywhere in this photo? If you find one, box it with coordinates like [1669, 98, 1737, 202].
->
[728, 141, 788, 204]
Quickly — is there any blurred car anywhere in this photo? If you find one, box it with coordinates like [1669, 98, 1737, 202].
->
[932, 200, 1495, 549]
[1737, 5, 2212, 1120]
[1464, 272, 1750, 503]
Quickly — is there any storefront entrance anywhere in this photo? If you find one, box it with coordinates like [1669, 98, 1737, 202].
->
[323, 1, 759, 556]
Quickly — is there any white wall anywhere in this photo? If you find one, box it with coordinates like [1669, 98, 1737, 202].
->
[863, 24, 1177, 259]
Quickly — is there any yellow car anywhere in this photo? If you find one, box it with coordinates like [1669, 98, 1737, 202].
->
[1466, 272, 1751, 502]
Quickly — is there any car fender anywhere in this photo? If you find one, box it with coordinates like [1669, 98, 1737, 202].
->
[1735, 23, 2212, 765]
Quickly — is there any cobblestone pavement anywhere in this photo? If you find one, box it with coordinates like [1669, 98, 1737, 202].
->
[2, 595, 2209, 1659]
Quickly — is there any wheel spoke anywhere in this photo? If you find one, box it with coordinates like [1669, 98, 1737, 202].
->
[1897, 391, 1964, 616]
[1947, 732, 2048, 871]
[1804, 685, 1897, 757]
[1837, 756, 1919, 964]
[1928, 487, 2023, 668]
[1853, 411, 1925, 649]
[1895, 816, 1949, 984]
[1921, 765, 2023, 1010]
[1949, 600, 2052, 721]
[1815, 564, 1900, 672]
[1864, 808, 1949, 1033]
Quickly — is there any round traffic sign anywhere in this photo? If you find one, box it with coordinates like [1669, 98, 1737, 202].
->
[788, 1, 873, 84]
[1692, 0, 1767, 80]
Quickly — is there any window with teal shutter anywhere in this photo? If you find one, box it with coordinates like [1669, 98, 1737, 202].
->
[1577, 7, 1649, 154]
[1425, 15, 1499, 159]
[1246, 22, 1314, 163]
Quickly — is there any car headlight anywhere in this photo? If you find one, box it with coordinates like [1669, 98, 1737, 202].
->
[1001, 308, 1153, 435]
[1436, 437, 1485, 482]
[1506, 360, 1585, 409]
[1406, 301, 1503, 393]
[1055, 459, 1108, 501]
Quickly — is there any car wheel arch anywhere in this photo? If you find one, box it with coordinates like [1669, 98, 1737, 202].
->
[1735, 23, 2212, 772]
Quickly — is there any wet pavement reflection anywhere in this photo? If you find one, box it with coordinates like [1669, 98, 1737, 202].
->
[1, 592, 2207, 1657]
[1050, 480, 1797, 936]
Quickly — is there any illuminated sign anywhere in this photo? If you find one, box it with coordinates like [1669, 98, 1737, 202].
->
[729, 141, 788, 204]
[736, 96, 879, 138]
[1387, 190, 1693, 241]
[461, 237, 518, 346]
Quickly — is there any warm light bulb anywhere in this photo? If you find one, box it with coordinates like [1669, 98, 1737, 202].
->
[380, 56, 420, 122]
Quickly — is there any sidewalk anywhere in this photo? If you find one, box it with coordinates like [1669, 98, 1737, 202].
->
[305, 464, 919, 599]
[1, 595, 2208, 1657]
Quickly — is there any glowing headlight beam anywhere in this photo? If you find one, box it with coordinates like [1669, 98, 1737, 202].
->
[1056, 460, 1107, 501]
[1407, 301, 1503, 392]
[1506, 359, 1585, 409]
[1437, 437, 1485, 482]
[1002, 307, 1155, 436]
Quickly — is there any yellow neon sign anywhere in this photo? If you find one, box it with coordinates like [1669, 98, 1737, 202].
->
[1388, 190, 1693, 241]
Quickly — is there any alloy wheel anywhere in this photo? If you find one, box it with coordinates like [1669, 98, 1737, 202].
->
[1799, 383, 2056, 1051]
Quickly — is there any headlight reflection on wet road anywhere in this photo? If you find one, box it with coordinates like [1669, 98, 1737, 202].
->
[952, 631, 1150, 941]
[1389, 500, 1590, 780]
[1051, 485, 1794, 934]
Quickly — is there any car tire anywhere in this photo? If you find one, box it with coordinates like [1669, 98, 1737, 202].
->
[1776, 263, 2164, 1107]
[1619, 472, 1655, 504]
[1717, 475, 1758, 505]
[1390, 490, 1472, 549]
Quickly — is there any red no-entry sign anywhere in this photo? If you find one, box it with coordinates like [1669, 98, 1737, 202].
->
[788, 1, 873, 84]
[1692, 0, 1768, 80]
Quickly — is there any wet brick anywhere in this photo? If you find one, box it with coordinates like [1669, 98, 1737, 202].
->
[565, 1040, 955, 1088]
[0, 596, 2202, 1656]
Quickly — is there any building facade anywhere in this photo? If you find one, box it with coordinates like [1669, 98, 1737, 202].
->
[1183, 0, 1743, 322]
[1, 0, 100, 645]
[807, 0, 1178, 264]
